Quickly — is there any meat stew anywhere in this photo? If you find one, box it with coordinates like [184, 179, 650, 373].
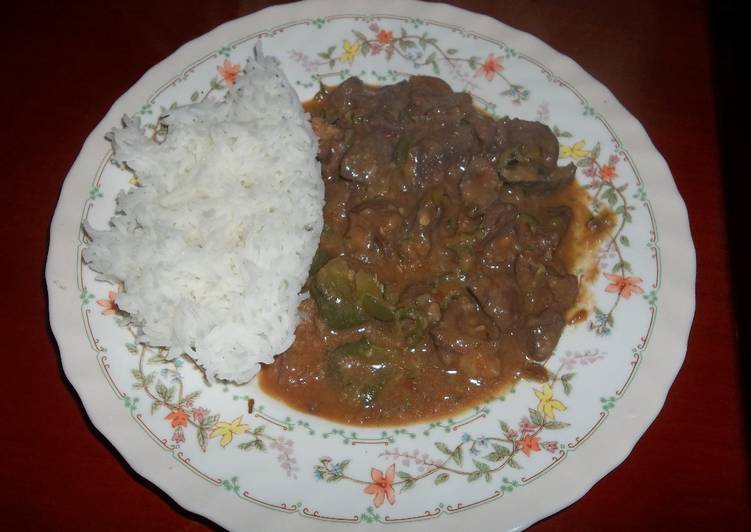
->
[258, 76, 610, 425]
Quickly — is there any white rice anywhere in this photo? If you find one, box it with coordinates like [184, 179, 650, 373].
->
[83, 45, 324, 383]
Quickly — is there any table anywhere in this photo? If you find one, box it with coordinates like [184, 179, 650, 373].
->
[4, 0, 749, 529]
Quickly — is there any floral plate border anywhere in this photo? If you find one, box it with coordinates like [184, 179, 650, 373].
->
[46, 1, 695, 530]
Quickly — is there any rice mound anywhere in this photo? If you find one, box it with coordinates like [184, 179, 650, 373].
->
[83, 46, 324, 383]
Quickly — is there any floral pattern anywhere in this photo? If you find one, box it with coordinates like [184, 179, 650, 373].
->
[296, 21, 530, 104]
[476, 53, 504, 81]
[75, 13, 662, 525]
[312, 360, 575, 504]
[216, 59, 241, 87]
[96, 290, 119, 315]
[364, 464, 397, 508]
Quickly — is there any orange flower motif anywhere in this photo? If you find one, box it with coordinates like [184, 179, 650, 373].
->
[519, 434, 541, 457]
[363, 464, 396, 508]
[376, 29, 394, 44]
[599, 164, 617, 182]
[96, 291, 119, 316]
[604, 273, 644, 299]
[217, 59, 241, 87]
[165, 410, 189, 428]
[475, 53, 504, 81]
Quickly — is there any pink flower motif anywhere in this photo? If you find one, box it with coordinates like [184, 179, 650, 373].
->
[165, 409, 188, 428]
[518, 417, 536, 434]
[376, 30, 394, 44]
[192, 407, 208, 423]
[583, 163, 597, 178]
[172, 427, 185, 444]
[217, 59, 241, 87]
[370, 42, 383, 55]
[599, 164, 617, 182]
[604, 273, 644, 299]
[608, 154, 620, 165]
[369, 22, 379, 32]
[96, 291, 119, 316]
[506, 429, 519, 440]
[475, 53, 504, 81]
[363, 464, 396, 508]
[519, 435, 541, 457]
[543, 441, 559, 453]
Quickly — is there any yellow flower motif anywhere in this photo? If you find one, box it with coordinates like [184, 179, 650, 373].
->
[534, 383, 567, 419]
[209, 416, 249, 447]
[560, 140, 590, 161]
[340, 39, 362, 64]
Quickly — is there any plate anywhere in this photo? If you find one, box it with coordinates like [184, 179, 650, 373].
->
[46, 0, 695, 529]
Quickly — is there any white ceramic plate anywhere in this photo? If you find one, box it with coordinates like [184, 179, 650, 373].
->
[46, 1, 695, 529]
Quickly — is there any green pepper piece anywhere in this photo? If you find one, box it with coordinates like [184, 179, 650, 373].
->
[354, 269, 381, 299]
[309, 248, 331, 277]
[312, 258, 397, 328]
[362, 294, 396, 321]
[311, 257, 369, 329]
[328, 338, 389, 408]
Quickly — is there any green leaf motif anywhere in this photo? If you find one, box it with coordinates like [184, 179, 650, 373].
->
[473, 459, 491, 475]
[543, 420, 571, 430]
[485, 443, 511, 462]
[452, 446, 464, 467]
[435, 442, 452, 455]
[147, 352, 168, 364]
[435, 473, 450, 485]
[200, 414, 220, 428]
[529, 408, 543, 427]
[397, 472, 416, 492]
[155, 382, 174, 404]
[612, 260, 632, 274]
[561, 373, 575, 395]
[602, 188, 618, 206]
[507, 457, 522, 469]
[239, 439, 265, 451]
[590, 142, 601, 161]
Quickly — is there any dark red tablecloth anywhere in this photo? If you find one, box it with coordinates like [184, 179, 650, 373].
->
[5, 0, 749, 529]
